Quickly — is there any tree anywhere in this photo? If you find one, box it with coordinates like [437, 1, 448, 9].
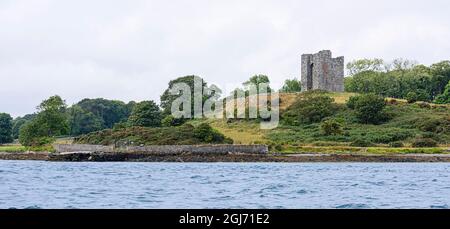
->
[128, 101, 162, 127]
[11, 114, 36, 139]
[348, 94, 387, 124]
[243, 74, 272, 92]
[320, 119, 343, 136]
[76, 98, 134, 129]
[283, 94, 336, 125]
[0, 113, 13, 144]
[346, 58, 384, 76]
[160, 75, 216, 117]
[279, 78, 302, 93]
[18, 95, 69, 146]
[36, 95, 69, 136]
[68, 105, 103, 136]
[435, 81, 450, 104]
[389, 58, 418, 72]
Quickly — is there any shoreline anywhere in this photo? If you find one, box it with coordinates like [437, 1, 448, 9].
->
[2, 151, 450, 163]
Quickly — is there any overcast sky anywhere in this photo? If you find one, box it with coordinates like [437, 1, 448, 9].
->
[1, 0, 449, 117]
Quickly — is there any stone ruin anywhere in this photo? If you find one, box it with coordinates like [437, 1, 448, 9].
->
[301, 50, 344, 92]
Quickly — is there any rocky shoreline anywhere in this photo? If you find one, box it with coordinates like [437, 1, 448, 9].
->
[2, 151, 450, 162]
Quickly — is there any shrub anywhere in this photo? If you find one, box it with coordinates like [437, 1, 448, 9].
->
[347, 94, 387, 124]
[161, 115, 185, 127]
[193, 123, 233, 144]
[320, 119, 343, 136]
[75, 124, 232, 146]
[389, 142, 404, 148]
[416, 117, 450, 134]
[412, 138, 438, 148]
[127, 101, 161, 127]
[283, 94, 336, 125]
[406, 92, 418, 103]
[417, 102, 431, 109]
[350, 139, 374, 147]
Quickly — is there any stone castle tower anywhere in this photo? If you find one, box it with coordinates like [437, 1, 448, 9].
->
[301, 50, 344, 92]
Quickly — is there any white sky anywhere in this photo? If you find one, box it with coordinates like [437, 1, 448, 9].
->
[1, 0, 449, 117]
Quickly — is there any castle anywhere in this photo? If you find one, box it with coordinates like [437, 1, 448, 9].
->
[301, 50, 344, 92]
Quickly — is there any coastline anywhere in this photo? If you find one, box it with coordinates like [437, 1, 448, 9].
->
[2, 151, 450, 162]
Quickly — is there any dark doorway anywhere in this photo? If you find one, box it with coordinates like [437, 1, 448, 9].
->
[307, 63, 313, 90]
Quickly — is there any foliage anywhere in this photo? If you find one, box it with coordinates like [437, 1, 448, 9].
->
[406, 91, 429, 103]
[320, 119, 343, 136]
[193, 123, 231, 143]
[345, 59, 450, 102]
[283, 93, 336, 125]
[350, 139, 375, 147]
[11, 114, 35, 139]
[127, 101, 162, 127]
[389, 142, 404, 148]
[160, 75, 217, 117]
[75, 98, 134, 129]
[434, 81, 450, 104]
[243, 74, 272, 93]
[412, 138, 438, 148]
[19, 95, 69, 146]
[346, 58, 385, 76]
[347, 94, 387, 124]
[75, 123, 232, 146]
[68, 105, 103, 136]
[161, 115, 185, 127]
[0, 113, 13, 144]
[279, 78, 302, 93]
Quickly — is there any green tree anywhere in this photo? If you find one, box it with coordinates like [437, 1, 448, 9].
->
[128, 101, 162, 127]
[346, 58, 384, 76]
[348, 94, 387, 124]
[320, 119, 343, 136]
[279, 78, 302, 93]
[160, 75, 216, 117]
[76, 98, 134, 129]
[243, 74, 272, 92]
[0, 113, 13, 144]
[283, 94, 336, 125]
[68, 105, 103, 136]
[18, 95, 69, 146]
[11, 114, 36, 139]
[36, 95, 69, 136]
[434, 81, 450, 104]
[161, 115, 185, 127]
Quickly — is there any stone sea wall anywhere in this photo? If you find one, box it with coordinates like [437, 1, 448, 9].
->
[53, 144, 269, 154]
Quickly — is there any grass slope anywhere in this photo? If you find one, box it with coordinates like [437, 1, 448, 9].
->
[201, 92, 449, 153]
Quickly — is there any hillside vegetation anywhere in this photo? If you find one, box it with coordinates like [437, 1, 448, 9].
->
[75, 123, 233, 146]
[208, 92, 450, 152]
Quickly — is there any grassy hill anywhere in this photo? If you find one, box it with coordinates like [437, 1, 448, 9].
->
[205, 92, 449, 153]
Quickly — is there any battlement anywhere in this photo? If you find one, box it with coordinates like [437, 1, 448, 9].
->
[301, 50, 344, 92]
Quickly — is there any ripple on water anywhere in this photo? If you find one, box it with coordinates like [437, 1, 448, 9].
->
[1, 162, 450, 209]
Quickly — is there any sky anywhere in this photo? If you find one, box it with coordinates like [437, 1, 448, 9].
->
[1, 0, 449, 117]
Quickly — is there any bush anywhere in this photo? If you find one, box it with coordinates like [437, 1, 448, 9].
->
[283, 94, 336, 125]
[76, 124, 232, 146]
[127, 101, 161, 127]
[193, 123, 232, 144]
[389, 142, 404, 148]
[350, 139, 375, 147]
[161, 115, 185, 127]
[416, 117, 450, 134]
[406, 92, 418, 103]
[412, 138, 438, 148]
[320, 119, 343, 136]
[347, 94, 387, 124]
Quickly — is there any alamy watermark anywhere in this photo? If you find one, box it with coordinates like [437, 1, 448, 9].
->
[169, 77, 279, 129]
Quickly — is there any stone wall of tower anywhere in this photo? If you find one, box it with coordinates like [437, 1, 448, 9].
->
[301, 50, 344, 92]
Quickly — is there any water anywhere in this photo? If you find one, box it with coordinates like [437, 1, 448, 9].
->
[0, 161, 449, 209]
